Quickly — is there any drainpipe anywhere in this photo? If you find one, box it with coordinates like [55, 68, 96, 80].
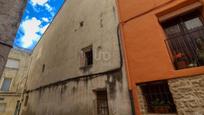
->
[117, 24, 136, 115]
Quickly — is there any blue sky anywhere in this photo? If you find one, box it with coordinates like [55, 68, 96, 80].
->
[14, 0, 64, 51]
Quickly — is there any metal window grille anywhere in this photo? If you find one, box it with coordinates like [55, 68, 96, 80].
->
[96, 90, 109, 115]
[140, 81, 177, 114]
[162, 10, 204, 69]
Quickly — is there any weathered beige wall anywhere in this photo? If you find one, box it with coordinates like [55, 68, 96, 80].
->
[27, 0, 121, 90]
[22, 70, 132, 115]
[0, 95, 19, 115]
[0, 0, 27, 77]
[24, 0, 132, 114]
[0, 0, 26, 44]
[1, 49, 31, 93]
[0, 48, 31, 115]
[168, 75, 204, 115]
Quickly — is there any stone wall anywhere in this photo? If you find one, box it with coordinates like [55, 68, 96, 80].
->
[0, 0, 26, 43]
[21, 70, 132, 115]
[27, 0, 121, 90]
[0, 95, 20, 115]
[1, 48, 31, 93]
[137, 75, 204, 115]
[0, 0, 27, 77]
[0, 48, 31, 115]
[168, 75, 204, 115]
[0, 45, 10, 77]
[136, 86, 148, 115]
[23, 0, 133, 114]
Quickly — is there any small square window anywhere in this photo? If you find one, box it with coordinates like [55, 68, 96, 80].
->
[1, 78, 12, 92]
[5, 59, 19, 69]
[140, 81, 177, 114]
[80, 46, 93, 68]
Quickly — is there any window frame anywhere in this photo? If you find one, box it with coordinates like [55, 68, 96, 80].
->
[162, 9, 204, 35]
[0, 78, 12, 92]
[5, 58, 20, 69]
[140, 81, 177, 114]
[94, 89, 109, 115]
[161, 9, 204, 70]
[80, 45, 93, 69]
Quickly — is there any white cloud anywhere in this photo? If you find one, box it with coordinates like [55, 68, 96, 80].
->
[50, 12, 55, 17]
[42, 17, 49, 22]
[45, 3, 56, 17]
[31, 0, 49, 6]
[45, 3, 52, 12]
[20, 17, 49, 48]
[30, 1, 54, 15]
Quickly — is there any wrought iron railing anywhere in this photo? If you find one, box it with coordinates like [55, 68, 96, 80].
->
[165, 27, 204, 70]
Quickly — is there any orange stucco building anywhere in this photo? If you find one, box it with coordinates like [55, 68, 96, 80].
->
[117, 0, 204, 114]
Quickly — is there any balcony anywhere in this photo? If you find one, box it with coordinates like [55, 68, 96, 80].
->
[165, 27, 204, 70]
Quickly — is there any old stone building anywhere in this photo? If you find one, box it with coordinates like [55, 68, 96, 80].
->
[21, 0, 132, 115]
[0, 0, 27, 77]
[0, 48, 30, 115]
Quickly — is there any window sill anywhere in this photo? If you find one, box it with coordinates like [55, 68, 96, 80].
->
[0, 91, 16, 93]
[174, 65, 204, 72]
[0, 92, 21, 96]
[174, 62, 204, 70]
[79, 65, 93, 70]
[5, 67, 19, 70]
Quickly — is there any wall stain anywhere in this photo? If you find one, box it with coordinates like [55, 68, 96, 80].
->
[24, 70, 125, 115]
[22, 105, 36, 115]
[107, 71, 123, 99]
[100, 13, 104, 28]
[72, 86, 77, 94]
[60, 84, 67, 100]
